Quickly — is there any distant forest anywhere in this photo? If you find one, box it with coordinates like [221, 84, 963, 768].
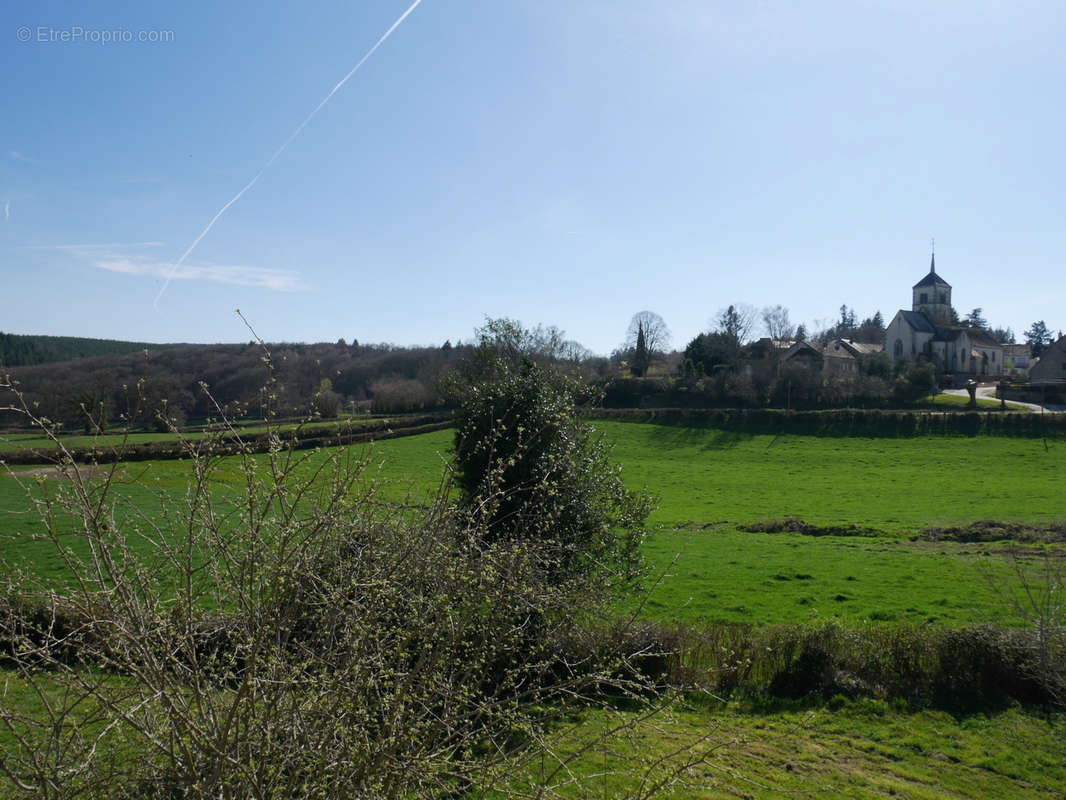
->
[0, 339, 473, 430]
[0, 332, 188, 367]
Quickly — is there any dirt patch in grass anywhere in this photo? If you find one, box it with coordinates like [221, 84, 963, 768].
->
[921, 520, 1066, 544]
[739, 518, 883, 538]
[10, 465, 110, 481]
[740, 517, 1066, 546]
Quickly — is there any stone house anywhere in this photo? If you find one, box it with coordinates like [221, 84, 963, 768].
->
[822, 339, 883, 376]
[1028, 335, 1066, 383]
[780, 340, 824, 370]
[1002, 343, 1033, 376]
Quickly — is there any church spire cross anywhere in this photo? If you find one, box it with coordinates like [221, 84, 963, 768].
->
[930, 238, 936, 274]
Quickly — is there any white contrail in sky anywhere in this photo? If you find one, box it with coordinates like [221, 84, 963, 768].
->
[154, 0, 425, 308]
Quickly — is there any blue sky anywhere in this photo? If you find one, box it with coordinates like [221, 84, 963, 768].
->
[3, 0, 1064, 354]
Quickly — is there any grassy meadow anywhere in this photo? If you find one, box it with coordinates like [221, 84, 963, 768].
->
[507, 701, 1066, 799]
[0, 414, 418, 454]
[3, 420, 1063, 625]
[2, 418, 1064, 797]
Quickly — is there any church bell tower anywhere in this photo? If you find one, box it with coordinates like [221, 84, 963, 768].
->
[911, 250, 952, 325]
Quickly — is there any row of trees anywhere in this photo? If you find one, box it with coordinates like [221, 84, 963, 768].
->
[0, 331, 186, 367]
[619, 304, 1060, 379]
[3, 307, 1060, 432]
[615, 304, 891, 378]
[0, 340, 467, 430]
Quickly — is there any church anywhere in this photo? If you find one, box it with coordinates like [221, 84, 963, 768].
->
[884, 255, 1004, 376]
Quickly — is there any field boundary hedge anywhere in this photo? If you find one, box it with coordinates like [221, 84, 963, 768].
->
[0, 414, 454, 465]
[587, 407, 1066, 437]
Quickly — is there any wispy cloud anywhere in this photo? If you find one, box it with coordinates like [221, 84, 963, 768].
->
[34, 242, 303, 292]
[32, 241, 166, 252]
[154, 0, 424, 307]
[2, 201, 8, 222]
[8, 151, 34, 164]
[96, 256, 302, 292]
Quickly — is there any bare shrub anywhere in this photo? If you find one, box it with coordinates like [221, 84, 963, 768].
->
[0, 365, 708, 798]
[981, 544, 1066, 708]
[369, 377, 438, 413]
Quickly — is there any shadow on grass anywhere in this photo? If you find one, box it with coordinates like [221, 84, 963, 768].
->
[686, 688, 1026, 721]
[627, 419, 754, 452]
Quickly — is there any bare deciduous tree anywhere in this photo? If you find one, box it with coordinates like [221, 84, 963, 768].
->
[625, 311, 671, 356]
[713, 304, 757, 356]
[761, 305, 795, 343]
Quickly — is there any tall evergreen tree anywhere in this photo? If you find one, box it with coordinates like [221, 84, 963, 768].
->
[631, 322, 649, 377]
[1025, 320, 1053, 357]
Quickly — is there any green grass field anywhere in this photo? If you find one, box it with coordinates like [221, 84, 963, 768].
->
[918, 393, 1003, 409]
[3, 419, 1065, 797]
[375, 422, 1064, 626]
[3, 422, 1063, 625]
[0, 415, 402, 454]
[512, 701, 1066, 799]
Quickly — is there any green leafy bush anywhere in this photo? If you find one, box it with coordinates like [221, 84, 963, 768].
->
[446, 319, 652, 586]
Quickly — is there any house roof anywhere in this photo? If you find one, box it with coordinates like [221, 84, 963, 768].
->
[933, 328, 964, 342]
[824, 340, 856, 358]
[930, 327, 1003, 347]
[782, 341, 823, 361]
[912, 253, 951, 289]
[898, 310, 936, 333]
[825, 339, 882, 358]
[842, 339, 883, 356]
[967, 329, 1002, 348]
[1003, 344, 1032, 358]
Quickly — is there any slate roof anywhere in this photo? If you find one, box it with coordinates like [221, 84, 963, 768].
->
[842, 340, 883, 356]
[967, 329, 1001, 348]
[931, 327, 1003, 347]
[912, 254, 951, 289]
[825, 339, 882, 358]
[782, 341, 823, 361]
[898, 310, 936, 333]
[933, 328, 964, 342]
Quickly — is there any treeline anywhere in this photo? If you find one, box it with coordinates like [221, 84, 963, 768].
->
[0, 340, 469, 430]
[0, 331, 188, 367]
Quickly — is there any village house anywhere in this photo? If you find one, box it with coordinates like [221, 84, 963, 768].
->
[779, 340, 824, 370]
[1028, 334, 1066, 383]
[1002, 343, 1033, 376]
[821, 339, 883, 375]
[884, 255, 1004, 377]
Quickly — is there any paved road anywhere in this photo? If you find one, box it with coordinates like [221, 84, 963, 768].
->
[941, 383, 1062, 412]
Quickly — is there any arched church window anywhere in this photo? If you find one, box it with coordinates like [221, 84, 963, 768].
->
[894, 339, 903, 357]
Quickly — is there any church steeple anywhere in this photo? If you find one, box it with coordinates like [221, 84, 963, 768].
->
[912, 244, 952, 325]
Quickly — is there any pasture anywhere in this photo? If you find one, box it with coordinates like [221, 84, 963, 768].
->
[506, 701, 1066, 799]
[278, 421, 1065, 626]
[2, 419, 1064, 798]
[2, 421, 1063, 626]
